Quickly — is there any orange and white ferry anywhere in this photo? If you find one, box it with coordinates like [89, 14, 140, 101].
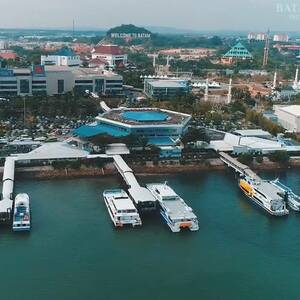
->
[239, 176, 289, 216]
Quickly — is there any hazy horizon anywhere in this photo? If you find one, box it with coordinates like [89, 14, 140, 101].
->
[0, 0, 299, 32]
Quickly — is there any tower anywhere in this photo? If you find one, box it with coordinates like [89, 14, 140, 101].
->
[227, 78, 232, 104]
[204, 79, 209, 102]
[294, 67, 299, 85]
[272, 71, 277, 90]
[153, 54, 157, 68]
[293, 67, 299, 90]
[263, 30, 270, 67]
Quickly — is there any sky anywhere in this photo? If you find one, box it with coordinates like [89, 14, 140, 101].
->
[0, 0, 299, 32]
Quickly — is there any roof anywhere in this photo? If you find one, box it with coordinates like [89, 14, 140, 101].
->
[278, 105, 300, 117]
[234, 129, 272, 137]
[147, 183, 197, 220]
[147, 80, 188, 88]
[89, 58, 108, 65]
[223, 42, 253, 59]
[0, 51, 17, 60]
[74, 124, 129, 138]
[100, 108, 191, 127]
[15, 142, 89, 161]
[54, 47, 77, 57]
[93, 45, 124, 55]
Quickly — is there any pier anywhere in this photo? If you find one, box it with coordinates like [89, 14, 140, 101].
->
[219, 152, 260, 180]
[113, 155, 157, 211]
[0, 157, 16, 223]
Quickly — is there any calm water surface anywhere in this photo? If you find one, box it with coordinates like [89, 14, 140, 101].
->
[1, 169, 300, 300]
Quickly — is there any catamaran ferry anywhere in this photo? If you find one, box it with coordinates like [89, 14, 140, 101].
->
[103, 189, 142, 228]
[239, 177, 289, 216]
[146, 183, 199, 233]
[12, 193, 31, 232]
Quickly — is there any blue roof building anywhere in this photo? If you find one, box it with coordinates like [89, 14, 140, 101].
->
[41, 47, 81, 67]
[74, 108, 191, 146]
[222, 42, 253, 64]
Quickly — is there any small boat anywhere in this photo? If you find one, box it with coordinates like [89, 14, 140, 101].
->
[103, 189, 142, 228]
[271, 179, 300, 212]
[12, 194, 31, 232]
[146, 183, 199, 233]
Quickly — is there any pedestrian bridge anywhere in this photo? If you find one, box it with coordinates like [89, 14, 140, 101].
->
[113, 155, 156, 211]
[219, 152, 260, 180]
[0, 157, 16, 223]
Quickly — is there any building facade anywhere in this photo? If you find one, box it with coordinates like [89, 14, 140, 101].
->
[0, 65, 123, 97]
[41, 48, 81, 67]
[91, 45, 127, 67]
[144, 79, 191, 99]
[274, 105, 300, 132]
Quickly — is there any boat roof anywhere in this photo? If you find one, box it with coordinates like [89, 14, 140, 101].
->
[253, 180, 283, 200]
[104, 189, 136, 211]
[147, 183, 197, 220]
[150, 183, 178, 198]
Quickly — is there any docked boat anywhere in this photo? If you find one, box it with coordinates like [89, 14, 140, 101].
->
[12, 193, 31, 232]
[239, 177, 289, 216]
[271, 179, 300, 212]
[146, 183, 199, 233]
[103, 189, 142, 228]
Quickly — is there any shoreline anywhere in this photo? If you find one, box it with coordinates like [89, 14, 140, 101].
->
[8, 158, 300, 180]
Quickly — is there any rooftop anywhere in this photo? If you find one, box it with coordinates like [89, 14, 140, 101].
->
[223, 42, 253, 59]
[15, 142, 89, 161]
[54, 48, 77, 57]
[100, 108, 191, 127]
[278, 105, 300, 117]
[147, 80, 188, 89]
[93, 45, 125, 55]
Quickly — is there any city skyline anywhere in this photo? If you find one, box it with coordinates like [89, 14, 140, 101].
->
[0, 0, 299, 32]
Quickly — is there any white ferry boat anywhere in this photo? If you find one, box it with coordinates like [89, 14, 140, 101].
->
[271, 179, 300, 212]
[103, 189, 142, 228]
[146, 183, 199, 233]
[239, 177, 289, 216]
[12, 194, 31, 232]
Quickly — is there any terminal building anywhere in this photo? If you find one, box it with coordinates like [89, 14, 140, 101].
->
[144, 79, 191, 99]
[0, 65, 123, 97]
[274, 105, 300, 132]
[74, 107, 191, 146]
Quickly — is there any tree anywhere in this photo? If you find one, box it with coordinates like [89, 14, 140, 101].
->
[269, 151, 290, 164]
[238, 153, 254, 165]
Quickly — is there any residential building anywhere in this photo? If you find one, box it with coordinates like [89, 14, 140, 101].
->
[144, 79, 191, 99]
[91, 45, 127, 67]
[0, 65, 123, 97]
[274, 105, 300, 132]
[248, 33, 268, 41]
[273, 34, 289, 42]
[41, 48, 81, 67]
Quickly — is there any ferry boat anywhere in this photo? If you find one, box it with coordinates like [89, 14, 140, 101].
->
[12, 193, 31, 232]
[239, 177, 289, 216]
[271, 179, 300, 212]
[146, 183, 199, 233]
[103, 189, 142, 228]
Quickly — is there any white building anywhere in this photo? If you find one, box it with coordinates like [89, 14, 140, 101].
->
[41, 48, 81, 67]
[0, 65, 123, 97]
[91, 45, 127, 67]
[273, 34, 289, 42]
[274, 105, 300, 132]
